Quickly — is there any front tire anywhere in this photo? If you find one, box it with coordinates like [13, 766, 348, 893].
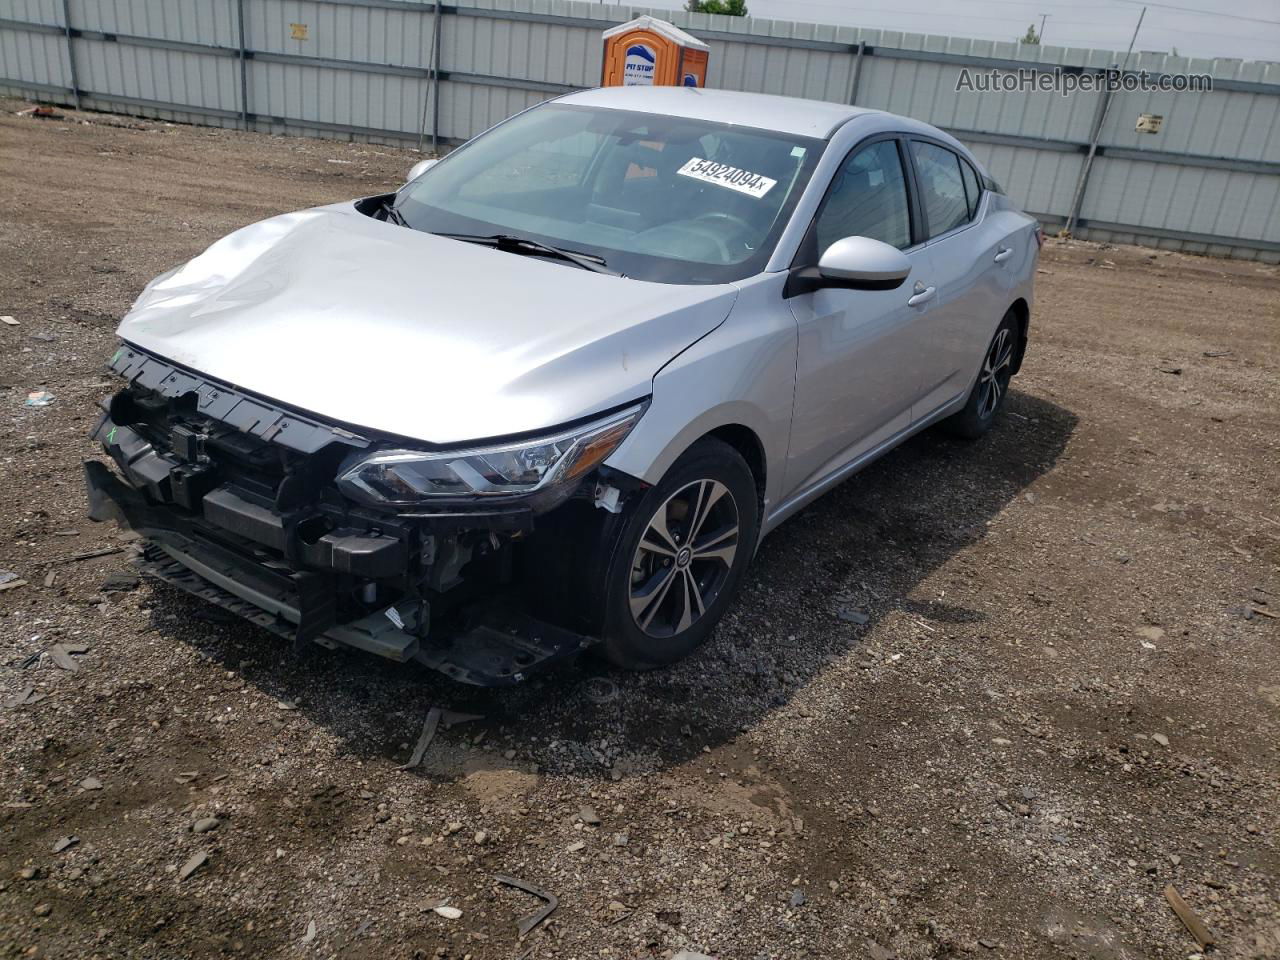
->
[600, 438, 759, 670]
[943, 309, 1019, 440]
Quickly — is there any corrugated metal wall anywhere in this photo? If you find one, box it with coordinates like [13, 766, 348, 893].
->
[1, 0, 1277, 260]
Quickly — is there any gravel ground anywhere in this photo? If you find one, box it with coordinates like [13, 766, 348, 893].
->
[0, 99, 1277, 960]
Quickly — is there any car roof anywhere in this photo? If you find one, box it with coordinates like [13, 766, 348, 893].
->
[557, 86, 879, 140]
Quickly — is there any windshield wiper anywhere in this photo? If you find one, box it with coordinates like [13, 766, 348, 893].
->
[431, 232, 619, 276]
[382, 199, 410, 227]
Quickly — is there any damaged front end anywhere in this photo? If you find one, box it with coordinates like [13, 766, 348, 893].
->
[85, 345, 644, 684]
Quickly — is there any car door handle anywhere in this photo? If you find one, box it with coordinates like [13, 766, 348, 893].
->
[993, 248, 1013, 263]
[907, 285, 936, 307]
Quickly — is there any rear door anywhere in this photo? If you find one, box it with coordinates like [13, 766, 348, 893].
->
[784, 136, 936, 496]
[904, 138, 1015, 419]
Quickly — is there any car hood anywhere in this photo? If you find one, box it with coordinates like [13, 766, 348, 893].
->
[117, 204, 738, 445]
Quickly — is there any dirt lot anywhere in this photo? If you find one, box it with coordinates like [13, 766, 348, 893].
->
[0, 98, 1277, 960]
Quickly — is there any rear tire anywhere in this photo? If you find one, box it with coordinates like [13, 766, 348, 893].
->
[599, 438, 759, 670]
[943, 309, 1019, 440]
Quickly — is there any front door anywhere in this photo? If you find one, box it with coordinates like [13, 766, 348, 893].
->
[784, 137, 933, 497]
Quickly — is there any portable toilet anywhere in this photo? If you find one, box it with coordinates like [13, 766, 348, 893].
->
[601, 15, 710, 88]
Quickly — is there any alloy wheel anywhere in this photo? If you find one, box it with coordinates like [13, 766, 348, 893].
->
[978, 326, 1015, 419]
[628, 479, 740, 638]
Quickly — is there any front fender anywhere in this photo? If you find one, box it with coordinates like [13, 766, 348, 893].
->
[603, 273, 796, 527]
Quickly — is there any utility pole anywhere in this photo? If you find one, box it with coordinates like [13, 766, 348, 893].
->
[1065, 6, 1146, 237]
[1122, 5, 1146, 66]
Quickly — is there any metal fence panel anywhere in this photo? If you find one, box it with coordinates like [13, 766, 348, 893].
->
[250, 0, 432, 68]
[247, 57, 423, 134]
[5, 0, 60, 28]
[439, 79, 544, 141]
[1083, 157, 1280, 242]
[75, 0, 240, 49]
[968, 142, 1087, 222]
[0, 26, 67, 88]
[72, 36, 237, 113]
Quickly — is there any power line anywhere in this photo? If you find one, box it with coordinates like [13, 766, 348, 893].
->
[767, 3, 1125, 27]
[1113, 0, 1280, 27]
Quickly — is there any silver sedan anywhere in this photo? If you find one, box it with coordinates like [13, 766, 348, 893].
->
[88, 85, 1040, 682]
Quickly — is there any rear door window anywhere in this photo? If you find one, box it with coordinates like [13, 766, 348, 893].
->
[910, 141, 970, 239]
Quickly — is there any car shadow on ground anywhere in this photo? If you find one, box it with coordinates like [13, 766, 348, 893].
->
[148, 389, 1077, 779]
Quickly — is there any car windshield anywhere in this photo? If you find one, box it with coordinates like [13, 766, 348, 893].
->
[393, 104, 824, 284]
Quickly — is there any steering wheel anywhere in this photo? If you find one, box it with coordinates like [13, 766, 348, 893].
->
[679, 222, 733, 262]
[695, 211, 755, 234]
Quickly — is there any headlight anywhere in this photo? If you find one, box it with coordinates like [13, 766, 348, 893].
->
[337, 405, 644, 509]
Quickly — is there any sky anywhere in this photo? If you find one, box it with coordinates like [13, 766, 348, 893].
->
[646, 0, 1280, 62]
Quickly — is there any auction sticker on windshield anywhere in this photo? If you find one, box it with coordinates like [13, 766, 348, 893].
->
[677, 158, 777, 198]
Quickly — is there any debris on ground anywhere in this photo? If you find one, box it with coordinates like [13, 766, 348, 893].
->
[582, 677, 618, 703]
[3, 686, 38, 710]
[789, 888, 807, 907]
[45, 643, 89, 672]
[54, 547, 123, 564]
[101, 571, 140, 592]
[495, 874, 559, 937]
[837, 607, 870, 624]
[0, 570, 27, 593]
[178, 851, 208, 881]
[440, 709, 484, 728]
[52, 836, 79, 853]
[0, 314, 17, 325]
[400, 705, 442, 770]
[24, 390, 55, 406]
[432, 905, 463, 920]
[1164, 884, 1215, 950]
[18, 105, 62, 119]
[79, 776, 103, 791]
[302, 919, 317, 942]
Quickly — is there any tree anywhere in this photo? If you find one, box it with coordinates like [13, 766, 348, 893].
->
[686, 0, 749, 15]
[1019, 23, 1041, 44]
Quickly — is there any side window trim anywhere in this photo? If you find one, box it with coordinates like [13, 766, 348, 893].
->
[960, 156, 984, 220]
[901, 135, 929, 245]
[789, 132, 921, 270]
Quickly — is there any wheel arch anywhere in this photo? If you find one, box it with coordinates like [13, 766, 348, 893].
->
[703, 423, 767, 516]
[605, 393, 784, 514]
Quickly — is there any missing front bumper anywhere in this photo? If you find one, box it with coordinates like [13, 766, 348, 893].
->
[85, 460, 594, 685]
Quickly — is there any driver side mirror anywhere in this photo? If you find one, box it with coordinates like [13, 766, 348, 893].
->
[406, 157, 439, 183]
[816, 236, 912, 290]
